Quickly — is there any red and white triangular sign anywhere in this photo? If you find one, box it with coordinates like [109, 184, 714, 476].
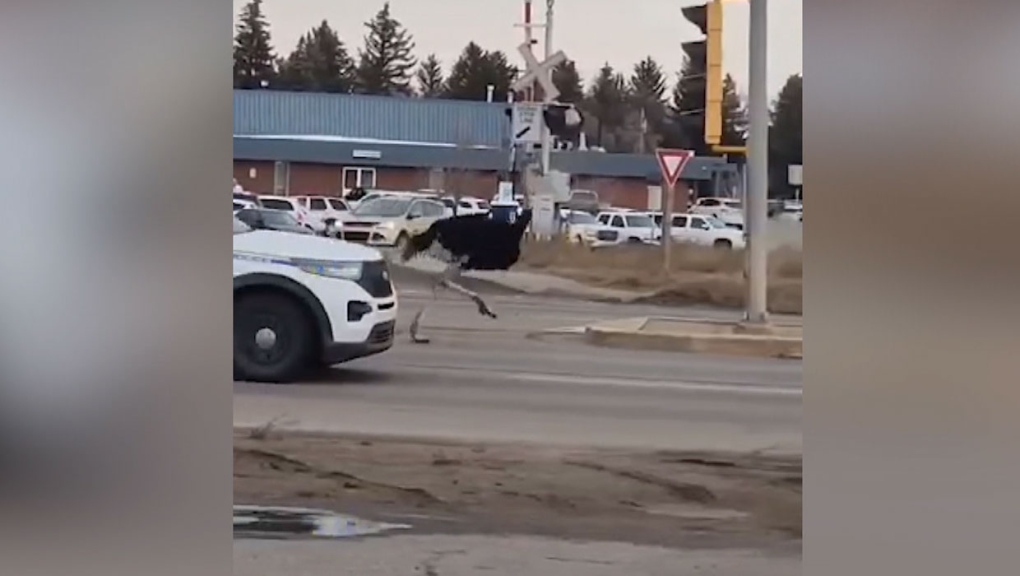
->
[655, 148, 695, 187]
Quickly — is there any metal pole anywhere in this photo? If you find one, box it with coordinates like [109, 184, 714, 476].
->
[524, 1, 534, 102]
[661, 181, 674, 273]
[540, 0, 554, 176]
[745, 0, 769, 324]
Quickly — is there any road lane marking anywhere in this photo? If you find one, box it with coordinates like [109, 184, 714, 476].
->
[383, 365, 800, 397]
[507, 372, 801, 397]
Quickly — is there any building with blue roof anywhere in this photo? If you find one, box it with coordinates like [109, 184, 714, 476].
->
[233, 89, 731, 208]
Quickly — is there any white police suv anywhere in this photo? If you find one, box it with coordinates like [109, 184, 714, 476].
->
[233, 216, 397, 382]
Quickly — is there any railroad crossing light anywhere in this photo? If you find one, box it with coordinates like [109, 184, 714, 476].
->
[543, 103, 584, 149]
[681, 0, 723, 146]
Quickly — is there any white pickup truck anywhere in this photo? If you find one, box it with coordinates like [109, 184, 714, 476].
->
[690, 197, 744, 230]
[668, 213, 745, 249]
[595, 211, 661, 244]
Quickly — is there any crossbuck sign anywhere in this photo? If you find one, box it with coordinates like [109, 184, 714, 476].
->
[511, 41, 565, 101]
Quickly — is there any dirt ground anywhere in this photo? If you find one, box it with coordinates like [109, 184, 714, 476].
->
[235, 430, 802, 551]
[517, 240, 803, 315]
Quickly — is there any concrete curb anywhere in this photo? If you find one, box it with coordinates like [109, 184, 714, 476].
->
[584, 329, 802, 359]
[530, 316, 803, 360]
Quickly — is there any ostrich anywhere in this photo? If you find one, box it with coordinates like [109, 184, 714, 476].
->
[400, 209, 533, 343]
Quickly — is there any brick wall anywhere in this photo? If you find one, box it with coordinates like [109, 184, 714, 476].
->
[232, 160, 502, 198]
[232, 160, 690, 209]
[571, 175, 694, 211]
[233, 161, 274, 194]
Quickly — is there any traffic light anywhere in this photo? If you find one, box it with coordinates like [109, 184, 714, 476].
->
[681, 0, 723, 146]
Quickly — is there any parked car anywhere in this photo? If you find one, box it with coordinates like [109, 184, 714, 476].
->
[233, 216, 397, 382]
[564, 189, 601, 215]
[668, 213, 745, 249]
[690, 197, 744, 230]
[454, 196, 491, 216]
[337, 195, 448, 251]
[233, 191, 262, 207]
[595, 211, 661, 244]
[435, 196, 458, 218]
[293, 195, 350, 231]
[233, 199, 259, 212]
[257, 195, 317, 232]
[233, 208, 314, 235]
[563, 210, 619, 247]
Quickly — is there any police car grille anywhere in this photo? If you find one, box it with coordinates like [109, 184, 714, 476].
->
[368, 320, 396, 344]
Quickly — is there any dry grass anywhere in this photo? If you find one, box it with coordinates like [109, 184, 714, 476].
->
[518, 239, 803, 315]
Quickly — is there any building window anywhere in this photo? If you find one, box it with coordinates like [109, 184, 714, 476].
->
[342, 167, 377, 191]
[273, 161, 290, 195]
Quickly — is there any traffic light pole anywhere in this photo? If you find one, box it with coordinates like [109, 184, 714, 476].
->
[744, 0, 769, 324]
[540, 0, 554, 177]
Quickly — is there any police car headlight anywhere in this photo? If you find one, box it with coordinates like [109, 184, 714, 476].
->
[293, 259, 363, 280]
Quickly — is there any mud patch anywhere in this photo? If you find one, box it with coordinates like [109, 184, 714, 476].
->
[235, 432, 802, 549]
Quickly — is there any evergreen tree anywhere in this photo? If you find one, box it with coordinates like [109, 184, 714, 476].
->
[769, 74, 803, 195]
[484, 50, 518, 101]
[275, 36, 311, 90]
[667, 57, 712, 155]
[551, 59, 584, 104]
[277, 20, 355, 92]
[354, 2, 417, 95]
[581, 63, 628, 150]
[629, 56, 667, 104]
[233, 0, 277, 89]
[720, 73, 747, 147]
[627, 56, 668, 152]
[445, 42, 517, 101]
[415, 53, 446, 97]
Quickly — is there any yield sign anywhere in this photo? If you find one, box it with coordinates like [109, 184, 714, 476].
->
[655, 148, 695, 187]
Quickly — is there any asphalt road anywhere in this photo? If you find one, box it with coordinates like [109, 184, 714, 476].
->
[233, 278, 803, 575]
[235, 535, 800, 576]
[234, 284, 802, 454]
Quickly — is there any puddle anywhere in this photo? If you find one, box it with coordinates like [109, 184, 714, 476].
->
[233, 505, 411, 539]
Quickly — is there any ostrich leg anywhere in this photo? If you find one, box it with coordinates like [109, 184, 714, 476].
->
[438, 265, 498, 319]
[409, 307, 430, 344]
[410, 262, 462, 344]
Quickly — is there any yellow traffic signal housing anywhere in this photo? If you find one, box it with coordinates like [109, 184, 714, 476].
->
[704, 0, 723, 145]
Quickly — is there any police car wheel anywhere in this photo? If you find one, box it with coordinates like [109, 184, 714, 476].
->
[234, 292, 316, 383]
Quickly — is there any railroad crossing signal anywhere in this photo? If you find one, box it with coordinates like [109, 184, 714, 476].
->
[510, 102, 544, 144]
[511, 41, 565, 101]
[681, 0, 724, 146]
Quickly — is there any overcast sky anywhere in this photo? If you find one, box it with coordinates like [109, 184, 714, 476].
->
[235, 0, 802, 99]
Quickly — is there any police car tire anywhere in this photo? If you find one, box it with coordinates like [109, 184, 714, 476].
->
[234, 291, 316, 383]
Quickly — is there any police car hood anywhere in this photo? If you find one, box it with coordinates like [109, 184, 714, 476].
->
[235, 229, 385, 262]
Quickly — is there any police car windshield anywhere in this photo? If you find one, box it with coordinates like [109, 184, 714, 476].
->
[233, 216, 252, 234]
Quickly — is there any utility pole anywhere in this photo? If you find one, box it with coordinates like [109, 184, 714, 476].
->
[745, 0, 769, 324]
[523, 1, 535, 102]
[540, 0, 555, 177]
